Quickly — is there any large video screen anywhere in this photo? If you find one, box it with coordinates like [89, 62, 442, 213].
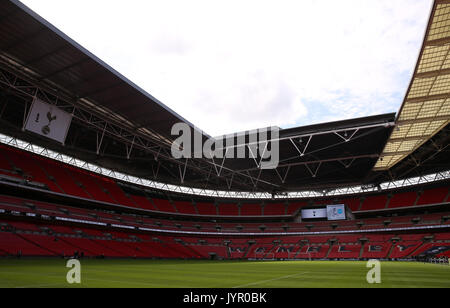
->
[301, 208, 327, 219]
[326, 204, 346, 220]
[301, 205, 346, 220]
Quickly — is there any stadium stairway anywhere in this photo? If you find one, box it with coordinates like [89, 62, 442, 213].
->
[242, 244, 253, 259]
[358, 243, 365, 259]
[226, 245, 232, 259]
[407, 242, 429, 258]
[91, 239, 130, 257]
[183, 245, 203, 259]
[15, 233, 58, 256]
[387, 242, 396, 259]
[325, 244, 333, 259]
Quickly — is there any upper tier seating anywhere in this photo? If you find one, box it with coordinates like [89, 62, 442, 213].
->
[240, 203, 262, 216]
[196, 202, 217, 215]
[339, 198, 361, 212]
[286, 202, 307, 215]
[130, 195, 156, 211]
[42, 163, 90, 198]
[152, 198, 176, 213]
[388, 192, 418, 208]
[360, 195, 388, 211]
[0, 145, 62, 191]
[417, 187, 449, 205]
[173, 201, 197, 214]
[69, 170, 115, 203]
[218, 203, 239, 216]
[0, 144, 448, 218]
[263, 203, 286, 215]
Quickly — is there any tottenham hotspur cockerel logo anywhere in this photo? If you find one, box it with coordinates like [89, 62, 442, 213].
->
[36, 111, 57, 135]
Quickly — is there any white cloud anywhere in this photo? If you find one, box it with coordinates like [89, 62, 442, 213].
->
[20, 0, 433, 136]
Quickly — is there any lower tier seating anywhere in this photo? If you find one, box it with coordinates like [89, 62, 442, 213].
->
[1, 219, 449, 260]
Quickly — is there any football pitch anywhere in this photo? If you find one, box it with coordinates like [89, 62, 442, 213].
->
[0, 259, 449, 288]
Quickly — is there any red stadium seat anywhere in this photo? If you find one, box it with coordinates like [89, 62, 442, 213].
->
[218, 203, 239, 216]
[263, 203, 286, 215]
[196, 202, 217, 215]
[417, 187, 449, 205]
[388, 192, 418, 208]
[173, 201, 197, 214]
[240, 203, 262, 216]
[360, 195, 388, 211]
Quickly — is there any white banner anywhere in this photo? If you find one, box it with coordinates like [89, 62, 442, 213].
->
[326, 204, 346, 220]
[24, 98, 72, 144]
[301, 208, 327, 219]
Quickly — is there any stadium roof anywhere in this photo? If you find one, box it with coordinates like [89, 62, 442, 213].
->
[375, 0, 450, 170]
[0, 0, 208, 144]
[0, 0, 448, 194]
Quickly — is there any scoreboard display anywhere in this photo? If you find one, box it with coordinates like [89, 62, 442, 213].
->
[301, 204, 346, 221]
[301, 208, 327, 219]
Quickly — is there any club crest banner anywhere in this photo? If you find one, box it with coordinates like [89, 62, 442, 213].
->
[24, 98, 72, 144]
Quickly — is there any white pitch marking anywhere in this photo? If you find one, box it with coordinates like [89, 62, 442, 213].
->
[232, 271, 309, 288]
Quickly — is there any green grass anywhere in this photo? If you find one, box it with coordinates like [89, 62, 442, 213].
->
[0, 259, 449, 288]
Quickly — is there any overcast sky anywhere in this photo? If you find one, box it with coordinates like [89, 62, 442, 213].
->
[21, 0, 433, 137]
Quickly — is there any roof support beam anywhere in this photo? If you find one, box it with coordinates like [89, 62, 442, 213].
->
[380, 150, 417, 157]
[253, 168, 263, 188]
[426, 36, 450, 46]
[405, 93, 450, 104]
[415, 68, 450, 79]
[96, 123, 107, 155]
[247, 154, 379, 173]
[178, 159, 188, 184]
[217, 122, 394, 152]
[125, 136, 135, 159]
[334, 129, 359, 143]
[247, 144, 260, 169]
[387, 135, 433, 143]
[397, 115, 450, 125]
[275, 166, 291, 184]
[213, 148, 228, 177]
[305, 162, 322, 178]
[225, 172, 234, 190]
[290, 135, 312, 157]
[337, 158, 356, 169]
[152, 161, 161, 180]
[2, 131, 449, 198]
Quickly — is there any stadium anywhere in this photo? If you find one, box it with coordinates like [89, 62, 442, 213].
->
[0, 0, 449, 291]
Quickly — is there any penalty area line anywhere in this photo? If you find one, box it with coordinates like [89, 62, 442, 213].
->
[232, 271, 309, 288]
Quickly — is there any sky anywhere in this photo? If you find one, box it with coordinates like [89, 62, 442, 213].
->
[21, 0, 433, 137]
